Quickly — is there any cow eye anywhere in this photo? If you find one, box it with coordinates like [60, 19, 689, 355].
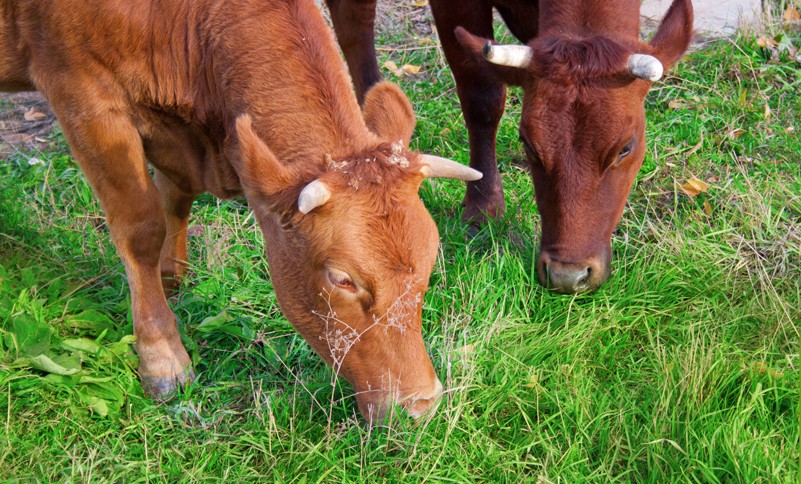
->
[617, 140, 635, 163]
[327, 268, 357, 292]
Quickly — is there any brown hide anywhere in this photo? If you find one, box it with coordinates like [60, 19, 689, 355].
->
[0, 0, 443, 422]
[328, 0, 694, 293]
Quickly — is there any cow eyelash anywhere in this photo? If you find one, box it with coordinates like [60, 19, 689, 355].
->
[327, 268, 356, 291]
[616, 140, 635, 164]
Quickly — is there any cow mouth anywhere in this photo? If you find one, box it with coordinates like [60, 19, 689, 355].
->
[355, 378, 444, 424]
[537, 249, 611, 294]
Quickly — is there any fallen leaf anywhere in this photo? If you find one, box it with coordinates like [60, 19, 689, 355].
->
[727, 128, 746, 139]
[738, 89, 748, 107]
[23, 108, 47, 121]
[783, 6, 800, 23]
[668, 99, 685, 110]
[785, 126, 795, 133]
[412, 0, 428, 6]
[383, 60, 404, 77]
[756, 36, 778, 48]
[676, 178, 710, 197]
[685, 135, 704, 156]
[454, 343, 475, 355]
[764, 103, 772, 119]
[703, 200, 713, 216]
[401, 64, 421, 74]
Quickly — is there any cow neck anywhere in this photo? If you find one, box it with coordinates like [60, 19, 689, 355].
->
[206, 0, 377, 169]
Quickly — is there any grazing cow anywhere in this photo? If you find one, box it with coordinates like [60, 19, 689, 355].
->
[328, 0, 694, 293]
[0, 0, 482, 422]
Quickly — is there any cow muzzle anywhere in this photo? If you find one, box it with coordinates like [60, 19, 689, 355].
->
[537, 251, 610, 294]
[357, 377, 444, 424]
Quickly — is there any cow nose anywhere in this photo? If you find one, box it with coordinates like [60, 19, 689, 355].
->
[546, 263, 592, 293]
[405, 378, 444, 418]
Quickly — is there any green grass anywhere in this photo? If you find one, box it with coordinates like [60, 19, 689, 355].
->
[1, 12, 800, 483]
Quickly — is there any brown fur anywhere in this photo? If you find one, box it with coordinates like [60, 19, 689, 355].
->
[1, 0, 443, 422]
[329, 0, 694, 293]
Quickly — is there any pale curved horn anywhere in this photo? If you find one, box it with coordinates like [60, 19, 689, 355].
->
[298, 179, 332, 214]
[419, 155, 483, 181]
[627, 54, 664, 82]
[482, 41, 533, 68]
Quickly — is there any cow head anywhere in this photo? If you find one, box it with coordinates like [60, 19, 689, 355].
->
[234, 83, 481, 422]
[455, 0, 693, 293]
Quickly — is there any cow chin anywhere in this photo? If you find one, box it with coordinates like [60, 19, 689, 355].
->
[537, 245, 611, 294]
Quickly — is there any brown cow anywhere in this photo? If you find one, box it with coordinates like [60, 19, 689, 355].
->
[0, 0, 481, 422]
[328, 0, 694, 293]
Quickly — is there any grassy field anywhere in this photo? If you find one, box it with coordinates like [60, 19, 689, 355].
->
[1, 4, 799, 482]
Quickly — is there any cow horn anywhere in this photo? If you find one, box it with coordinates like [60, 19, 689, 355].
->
[482, 41, 533, 68]
[298, 179, 332, 214]
[627, 54, 664, 82]
[419, 155, 483, 181]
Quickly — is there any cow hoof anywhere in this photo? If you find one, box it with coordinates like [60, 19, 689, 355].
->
[141, 368, 196, 401]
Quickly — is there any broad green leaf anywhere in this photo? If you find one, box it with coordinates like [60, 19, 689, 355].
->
[8, 312, 52, 357]
[18, 353, 81, 375]
[62, 338, 102, 354]
[196, 311, 233, 333]
[81, 394, 110, 417]
[66, 309, 117, 333]
[43, 374, 80, 387]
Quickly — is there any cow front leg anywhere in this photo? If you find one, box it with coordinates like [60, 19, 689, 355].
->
[430, 0, 506, 225]
[56, 108, 194, 399]
[154, 169, 196, 295]
[326, 0, 381, 103]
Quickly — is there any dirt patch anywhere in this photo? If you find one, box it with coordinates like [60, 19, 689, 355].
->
[0, 92, 59, 157]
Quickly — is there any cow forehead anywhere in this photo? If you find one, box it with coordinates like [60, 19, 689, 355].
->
[523, 80, 646, 162]
[310, 171, 437, 271]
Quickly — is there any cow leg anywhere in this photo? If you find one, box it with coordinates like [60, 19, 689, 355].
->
[430, 0, 506, 225]
[154, 169, 196, 295]
[57, 109, 193, 399]
[326, 0, 381, 103]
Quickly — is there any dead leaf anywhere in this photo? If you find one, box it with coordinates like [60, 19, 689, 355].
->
[783, 6, 800, 23]
[764, 103, 772, 120]
[785, 126, 795, 133]
[401, 64, 421, 74]
[668, 99, 685, 110]
[383, 60, 404, 77]
[676, 178, 711, 197]
[23, 108, 47, 121]
[756, 36, 778, 48]
[412, 0, 428, 6]
[727, 128, 746, 139]
[703, 200, 713, 216]
[454, 343, 475, 356]
[439, 127, 451, 136]
[738, 89, 748, 107]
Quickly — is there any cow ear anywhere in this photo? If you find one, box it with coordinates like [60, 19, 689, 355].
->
[235, 115, 301, 198]
[454, 27, 529, 86]
[648, 0, 694, 71]
[362, 81, 415, 146]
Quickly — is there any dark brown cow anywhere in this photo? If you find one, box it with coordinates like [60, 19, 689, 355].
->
[0, 0, 481, 422]
[328, 0, 694, 293]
